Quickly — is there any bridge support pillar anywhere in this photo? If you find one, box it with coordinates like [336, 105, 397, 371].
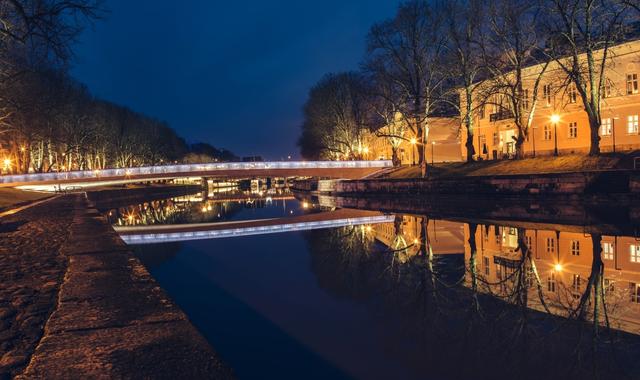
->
[201, 178, 209, 199]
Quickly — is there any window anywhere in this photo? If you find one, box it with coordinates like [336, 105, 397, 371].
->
[570, 240, 580, 256]
[526, 235, 532, 249]
[479, 105, 485, 119]
[568, 122, 578, 139]
[572, 274, 581, 292]
[483, 256, 490, 276]
[568, 86, 577, 103]
[492, 132, 499, 146]
[604, 79, 613, 98]
[479, 134, 487, 154]
[630, 282, 640, 303]
[548, 272, 556, 292]
[602, 242, 614, 260]
[628, 115, 639, 134]
[631, 244, 640, 263]
[543, 84, 552, 106]
[523, 89, 530, 110]
[544, 125, 552, 140]
[546, 237, 555, 253]
[627, 73, 639, 95]
[601, 118, 612, 136]
[604, 278, 615, 292]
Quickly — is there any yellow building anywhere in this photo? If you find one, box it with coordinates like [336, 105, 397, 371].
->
[465, 223, 640, 335]
[366, 115, 462, 164]
[461, 39, 640, 160]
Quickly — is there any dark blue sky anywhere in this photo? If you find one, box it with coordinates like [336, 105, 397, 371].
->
[71, 0, 400, 159]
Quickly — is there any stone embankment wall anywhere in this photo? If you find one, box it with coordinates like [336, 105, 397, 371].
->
[1, 194, 231, 379]
[294, 170, 640, 197]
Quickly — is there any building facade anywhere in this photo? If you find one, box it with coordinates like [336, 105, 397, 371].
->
[461, 39, 640, 160]
[367, 116, 462, 165]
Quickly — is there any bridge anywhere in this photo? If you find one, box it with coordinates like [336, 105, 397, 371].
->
[115, 208, 394, 244]
[0, 160, 392, 188]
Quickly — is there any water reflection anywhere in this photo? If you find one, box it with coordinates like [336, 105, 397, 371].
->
[304, 215, 640, 379]
[120, 193, 640, 379]
[105, 188, 299, 226]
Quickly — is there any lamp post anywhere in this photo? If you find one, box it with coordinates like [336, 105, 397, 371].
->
[410, 137, 417, 166]
[550, 114, 560, 156]
[531, 126, 537, 158]
[612, 117, 617, 153]
[431, 141, 435, 165]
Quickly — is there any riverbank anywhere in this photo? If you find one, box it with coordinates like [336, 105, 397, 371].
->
[378, 152, 639, 179]
[0, 193, 231, 378]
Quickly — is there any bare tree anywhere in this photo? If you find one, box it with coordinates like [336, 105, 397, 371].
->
[299, 72, 370, 160]
[545, 0, 631, 155]
[443, 0, 486, 162]
[480, 0, 550, 159]
[365, 0, 448, 176]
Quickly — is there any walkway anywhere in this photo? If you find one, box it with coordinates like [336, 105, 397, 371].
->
[0, 195, 231, 379]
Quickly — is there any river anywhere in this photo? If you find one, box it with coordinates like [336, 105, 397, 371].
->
[102, 188, 640, 380]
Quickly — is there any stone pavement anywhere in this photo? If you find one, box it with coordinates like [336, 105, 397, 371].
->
[1, 194, 232, 379]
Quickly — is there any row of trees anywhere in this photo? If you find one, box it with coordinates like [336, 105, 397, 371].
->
[299, 0, 640, 173]
[0, 1, 233, 174]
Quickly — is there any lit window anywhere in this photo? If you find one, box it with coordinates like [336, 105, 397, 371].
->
[568, 86, 577, 103]
[523, 89, 530, 110]
[631, 244, 640, 263]
[548, 272, 556, 292]
[627, 73, 639, 95]
[543, 125, 552, 140]
[630, 282, 640, 303]
[600, 118, 612, 136]
[570, 240, 580, 256]
[572, 274, 581, 292]
[602, 242, 614, 260]
[628, 115, 639, 134]
[546, 237, 555, 253]
[568, 122, 578, 139]
[543, 84, 552, 106]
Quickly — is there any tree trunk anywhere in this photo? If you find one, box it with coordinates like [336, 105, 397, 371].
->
[391, 146, 401, 166]
[515, 133, 526, 159]
[589, 116, 601, 155]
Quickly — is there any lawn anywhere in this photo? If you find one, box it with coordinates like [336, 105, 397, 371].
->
[382, 152, 640, 179]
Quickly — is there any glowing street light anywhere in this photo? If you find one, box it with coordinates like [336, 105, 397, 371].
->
[554, 263, 563, 272]
[550, 114, 560, 156]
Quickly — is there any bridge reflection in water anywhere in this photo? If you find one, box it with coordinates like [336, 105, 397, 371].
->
[117, 209, 394, 244]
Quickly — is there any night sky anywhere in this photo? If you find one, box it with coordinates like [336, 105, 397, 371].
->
[71, 0, 400, 159]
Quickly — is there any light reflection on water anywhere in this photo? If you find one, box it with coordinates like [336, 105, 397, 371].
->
[113, 194, 640, 379]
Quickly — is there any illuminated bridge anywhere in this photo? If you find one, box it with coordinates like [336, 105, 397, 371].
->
[0, 160, 392, 188]
[116, 209, 394, 244]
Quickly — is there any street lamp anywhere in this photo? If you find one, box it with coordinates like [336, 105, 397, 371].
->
[431, 141, 435, 165]
[550, 114, 560, 156]
[410, 137, 417, 166]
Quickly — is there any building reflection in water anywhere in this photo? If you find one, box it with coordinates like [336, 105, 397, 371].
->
[304, 214, 640, 379]
[467, 223, 640, 336]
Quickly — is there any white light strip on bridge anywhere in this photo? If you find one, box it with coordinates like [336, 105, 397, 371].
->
[0, 160, 392, 185]
[120, 215, 395, 245]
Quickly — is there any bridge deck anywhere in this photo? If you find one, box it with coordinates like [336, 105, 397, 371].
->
[0, 160, 392, 188]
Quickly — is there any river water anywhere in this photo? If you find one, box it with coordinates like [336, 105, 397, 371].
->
[104, 189, 640, 380]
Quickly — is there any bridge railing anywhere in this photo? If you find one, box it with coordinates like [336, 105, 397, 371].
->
[0, 160, 393, 185]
